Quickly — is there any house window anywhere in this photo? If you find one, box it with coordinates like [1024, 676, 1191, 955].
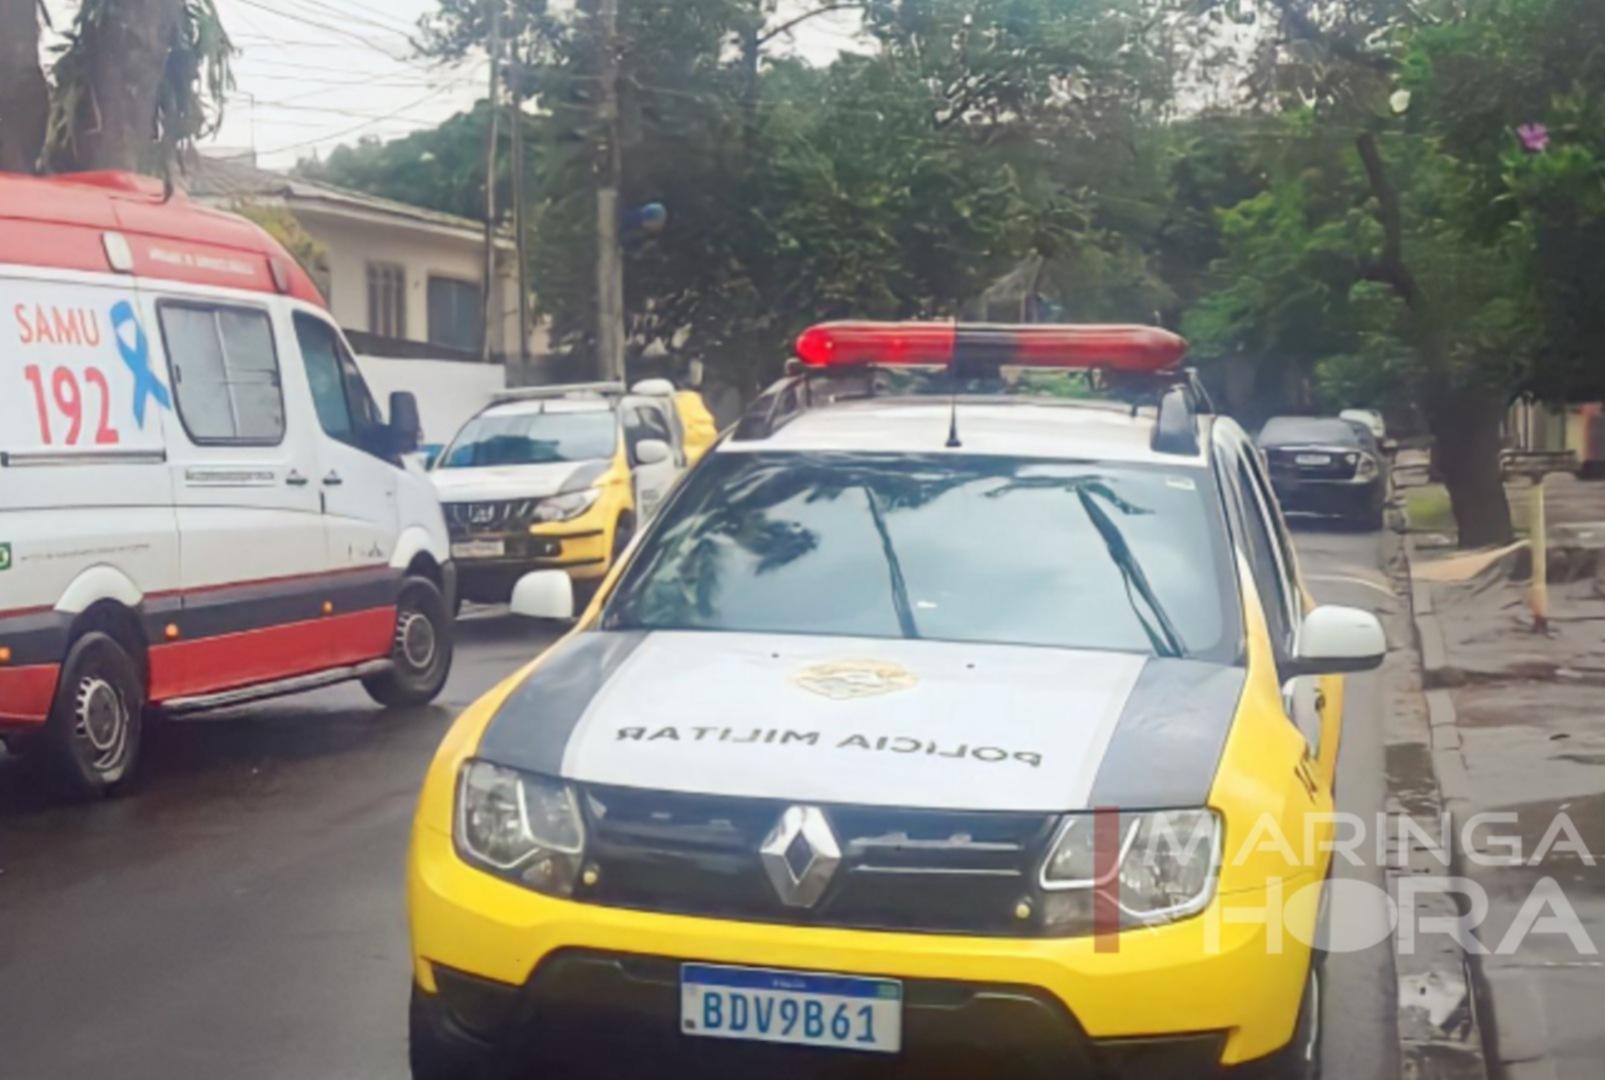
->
[157, 302, 286, 445]
[366, 262, 407, 338]
[427, 275, 483, 353]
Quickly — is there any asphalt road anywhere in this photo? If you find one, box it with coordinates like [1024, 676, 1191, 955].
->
[0, 526, 1400, 1080]
[1291, 521, 1403, 1080]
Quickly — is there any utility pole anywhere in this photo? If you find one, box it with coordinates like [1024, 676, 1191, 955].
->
[481, 0, 502, 363]
[594, 0, 625, 382]
[509, 40, 530, 366]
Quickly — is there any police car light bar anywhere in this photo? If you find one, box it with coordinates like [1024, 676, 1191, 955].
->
[794, 321, 1188, 372]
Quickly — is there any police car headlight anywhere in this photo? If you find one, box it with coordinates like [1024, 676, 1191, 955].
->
[531, 490, 600, 523]
[455, 760, 585, 895]
[1038, 809, 1221, 932]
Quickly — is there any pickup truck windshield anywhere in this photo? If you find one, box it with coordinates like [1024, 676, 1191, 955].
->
[604, 452, 1239, 661]
[438, 411, 617, 468]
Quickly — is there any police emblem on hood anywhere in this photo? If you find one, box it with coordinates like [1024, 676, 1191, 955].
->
[792, 660, 917, 701]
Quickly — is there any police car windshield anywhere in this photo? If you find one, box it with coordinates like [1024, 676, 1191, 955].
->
[438, 410, 616, 468]
[604, 452, 1238, 661]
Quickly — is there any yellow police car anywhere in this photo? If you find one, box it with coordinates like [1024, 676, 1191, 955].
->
[430, 382, 686, 606]
[406, 323, 1386, 1078]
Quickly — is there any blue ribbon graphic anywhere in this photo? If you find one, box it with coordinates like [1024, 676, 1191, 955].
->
[110, 300, 171, 428]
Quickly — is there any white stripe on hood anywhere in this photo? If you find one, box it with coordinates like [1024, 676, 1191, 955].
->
[559, 631, 1147, 812]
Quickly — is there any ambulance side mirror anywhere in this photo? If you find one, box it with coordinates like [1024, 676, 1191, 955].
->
[388, 391, 422, 454]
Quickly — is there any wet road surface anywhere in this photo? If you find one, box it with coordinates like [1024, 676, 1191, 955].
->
[0, 526, 1400, 1079]
[1292, 521, 1404, 1080]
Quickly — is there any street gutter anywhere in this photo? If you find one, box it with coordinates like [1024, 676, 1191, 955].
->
[1393, 525, 1492, 1080]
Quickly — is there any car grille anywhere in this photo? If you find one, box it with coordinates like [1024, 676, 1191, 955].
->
[573, 784, 1060, 935]
[444, 499, 536, 532]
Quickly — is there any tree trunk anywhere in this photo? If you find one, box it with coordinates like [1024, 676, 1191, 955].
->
[0, 0, 49, 173]
[60, 0, 184, 172]
[1429, 387, 1515, 549]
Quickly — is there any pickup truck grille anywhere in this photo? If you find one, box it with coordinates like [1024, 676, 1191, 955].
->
[444, 500, 534, 532]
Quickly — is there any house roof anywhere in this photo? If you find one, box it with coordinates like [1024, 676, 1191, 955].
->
[182, 155, 497, 242]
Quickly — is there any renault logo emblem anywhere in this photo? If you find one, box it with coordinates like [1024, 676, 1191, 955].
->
[760, 805, 840, 908]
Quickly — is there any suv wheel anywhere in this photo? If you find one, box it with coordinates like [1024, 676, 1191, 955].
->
[363, 577, 454, 707]
[44, 631, 144, 799]
[410, 983, 490, 1080]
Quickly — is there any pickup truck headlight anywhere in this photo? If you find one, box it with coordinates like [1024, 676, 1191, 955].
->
[532, 490, 600, 523]
[455, 760, 585, 895]
[1038, 808, 1221, 932]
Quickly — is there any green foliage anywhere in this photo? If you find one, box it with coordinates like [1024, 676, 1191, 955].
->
[302, 0, 1605, 431]
[45, 0, 233, 175]
[229, 201, 330, 289]
[296, 104, 508, 222]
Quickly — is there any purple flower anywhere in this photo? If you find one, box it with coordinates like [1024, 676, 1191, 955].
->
[1517, 123, 1551, 154]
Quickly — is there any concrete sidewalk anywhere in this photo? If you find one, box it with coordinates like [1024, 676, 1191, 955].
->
[1408, 478, 1605, 1080]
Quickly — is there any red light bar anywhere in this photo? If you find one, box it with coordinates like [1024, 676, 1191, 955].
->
[795, 322, 956, 367]
[794, 321, 1187, 372]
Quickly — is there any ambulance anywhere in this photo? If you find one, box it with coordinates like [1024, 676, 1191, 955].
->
[0, 171, 455, 798]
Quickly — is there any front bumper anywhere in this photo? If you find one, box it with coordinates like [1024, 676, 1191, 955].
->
[414, 950, 1226, 1079]
[451, 528, 614, 604]
[409, 822, 1314, 1073]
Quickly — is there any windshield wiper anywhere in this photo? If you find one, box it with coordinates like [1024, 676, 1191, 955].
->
[862, 486, 920, 639]
[1073, 487, 1185, 658]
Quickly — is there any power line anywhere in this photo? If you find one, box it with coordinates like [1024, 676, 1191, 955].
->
[230, 0, 423, 64]
[252, 82, 469, 156]
[281, 0, 418, 38]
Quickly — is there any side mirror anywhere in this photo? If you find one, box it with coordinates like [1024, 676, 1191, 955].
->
[388, 391, 422, 454]
[1382, 437, 1399, 455]
[1285, 605, 1386, 678]
[509, 570, 574, 621]
[632, 437, 671, 467]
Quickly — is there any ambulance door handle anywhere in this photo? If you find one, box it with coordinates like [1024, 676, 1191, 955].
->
[322, 471, 343, 487]
[285, 470, 309, 487]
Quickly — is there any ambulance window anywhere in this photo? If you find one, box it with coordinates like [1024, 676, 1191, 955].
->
[158, 302, 285, 445]
[293, 313, 386, 456]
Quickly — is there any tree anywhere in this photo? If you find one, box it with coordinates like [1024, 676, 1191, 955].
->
[0, 0, 48, 172]
[297, 104, 510, 222]
[0, 0, 232, 176]
[1187, 0, 1541, 546]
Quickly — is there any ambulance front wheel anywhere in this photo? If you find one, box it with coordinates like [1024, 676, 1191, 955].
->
[364, 577, 454, 707]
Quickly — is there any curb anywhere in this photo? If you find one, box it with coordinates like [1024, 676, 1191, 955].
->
[1395, 533, 1490, 1079]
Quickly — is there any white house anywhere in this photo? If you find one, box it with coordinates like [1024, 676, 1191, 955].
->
[184, 154, 540, 441]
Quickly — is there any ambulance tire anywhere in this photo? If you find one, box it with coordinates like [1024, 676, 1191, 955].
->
[44, 631, 145, 799]
[364, 577, 454, 707]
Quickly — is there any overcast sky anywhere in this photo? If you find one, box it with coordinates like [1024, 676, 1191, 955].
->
[37, 0, 864, 169]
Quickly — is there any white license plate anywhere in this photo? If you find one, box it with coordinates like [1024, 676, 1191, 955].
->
[450, 539, 505, 559]
[680, 964, 902, 1054]
[1296, 453, 1332, 466]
